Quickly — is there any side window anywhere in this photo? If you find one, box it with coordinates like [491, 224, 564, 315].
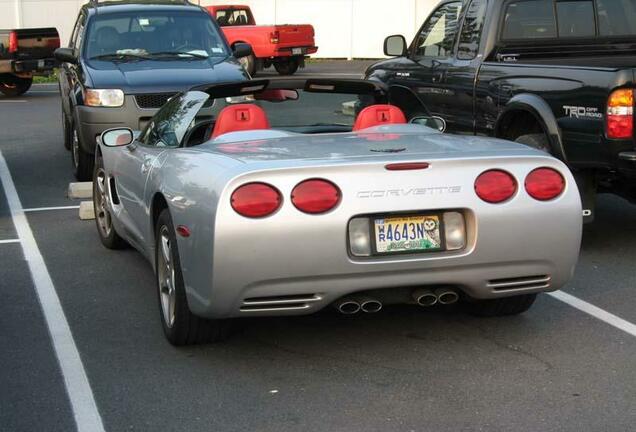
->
[457, 0, 488, 60]
[556, 1, 595, 37]
[596, 0, 636, 36]
[414, 2, 463, 58]
[502, 0, 557, 40]
[141, 91, 210, 148]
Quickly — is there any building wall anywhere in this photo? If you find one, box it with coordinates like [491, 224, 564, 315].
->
[0, 0, 439, 58]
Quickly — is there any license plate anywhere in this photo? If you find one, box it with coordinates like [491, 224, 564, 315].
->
[292, 48, 303, 55]
[373, 214, 442, 254]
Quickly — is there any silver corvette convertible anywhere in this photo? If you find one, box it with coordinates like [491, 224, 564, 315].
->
[94, 78, 582, 345]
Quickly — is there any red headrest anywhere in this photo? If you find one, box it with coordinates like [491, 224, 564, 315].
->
[211, 104, 270, 138]
[352, 104, 407, 131]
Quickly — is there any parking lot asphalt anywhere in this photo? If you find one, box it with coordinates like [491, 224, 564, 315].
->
[1, 61, 635, 432]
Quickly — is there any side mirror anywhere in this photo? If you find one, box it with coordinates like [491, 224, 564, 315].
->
[101, 128, 134, 147]
[233, 43, 253, 59]
[411, 116, 446, 133]
[384, 35, 407, 57]
[54, 47, 78, 64]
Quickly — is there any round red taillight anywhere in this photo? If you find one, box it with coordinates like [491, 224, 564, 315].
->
[291, 179, 341, 214]
[231, 182, 282, 218]
[525, 167, 565, 201]
[475, 169, 517, 203]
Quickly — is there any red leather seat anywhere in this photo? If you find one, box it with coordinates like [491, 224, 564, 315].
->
[352, 104, 407, 131]
[211, 104, 270, 138]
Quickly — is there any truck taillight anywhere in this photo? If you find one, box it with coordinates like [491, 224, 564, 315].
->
[607, 89, 634, 139]
[270, 31, 280, 44]
[8, 31, 18, 53]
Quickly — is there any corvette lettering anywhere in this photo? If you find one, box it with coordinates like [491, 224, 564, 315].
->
[357, 186, 462, 198]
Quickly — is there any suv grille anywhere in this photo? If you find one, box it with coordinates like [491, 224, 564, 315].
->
[135, 93, 176, 109]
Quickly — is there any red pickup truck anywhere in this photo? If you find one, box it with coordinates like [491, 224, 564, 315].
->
[206, 5, 317, 76]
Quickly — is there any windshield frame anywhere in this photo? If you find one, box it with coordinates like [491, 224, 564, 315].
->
[83, 9, 230, 61]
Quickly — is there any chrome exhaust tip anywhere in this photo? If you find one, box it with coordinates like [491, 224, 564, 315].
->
[435, 288, 459, 305]
[359, 298, 382, 313]
[334, 297, 361, 314]
[412, 288, 438, 307]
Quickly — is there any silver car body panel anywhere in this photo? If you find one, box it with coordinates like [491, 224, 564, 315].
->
[99, 124, 582, 318]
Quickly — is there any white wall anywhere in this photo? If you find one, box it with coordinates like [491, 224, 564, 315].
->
[1, 0, 440, 58]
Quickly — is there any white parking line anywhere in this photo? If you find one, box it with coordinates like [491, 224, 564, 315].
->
[0, 150, 105, 432]
[0, 238, 20, 244]
[549, 291, 636, 337]
[0, 100, 27, 103]
[24, 205, 81, 212]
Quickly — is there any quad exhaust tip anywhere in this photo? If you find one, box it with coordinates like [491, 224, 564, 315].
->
[413, 288, 438, 307]
[334, 296, 383, 314]
[434, 288, 459, 305]
[334, 298, 361, 315]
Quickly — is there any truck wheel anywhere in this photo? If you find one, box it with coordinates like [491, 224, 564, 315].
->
[274, 58, 300, 76]
[0, 75, 33, 97]
[515, 133, 550, 153]
[238, 53, 256, 76]
[463, 293, 537, 317]
[62, 111, 72, 151]
[155, 209, 231, 345]
[70, 121, 94, 181]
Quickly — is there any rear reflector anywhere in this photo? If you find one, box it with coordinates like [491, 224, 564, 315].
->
[474, 170, 517, 203]
[607, 89, 633, 139]
[525, 168, 565, 201]
[8, 31, 18, 53]
[231, 182, 282, 218]
[270, 31, 280, 44]
[291, 179, 341, 214]
[385, 162, 430, 171]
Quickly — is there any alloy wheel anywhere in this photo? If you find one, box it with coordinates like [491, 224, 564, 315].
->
[157, 226, 176, 328]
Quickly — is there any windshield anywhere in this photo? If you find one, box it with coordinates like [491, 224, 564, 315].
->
[85, 11, 229, 60]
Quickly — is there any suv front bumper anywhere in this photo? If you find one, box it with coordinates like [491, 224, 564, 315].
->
[75, 95, 161, 154]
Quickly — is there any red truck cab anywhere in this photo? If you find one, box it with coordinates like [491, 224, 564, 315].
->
[206, 5, 317, 76]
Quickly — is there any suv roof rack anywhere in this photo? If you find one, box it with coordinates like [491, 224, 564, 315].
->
[89, 0, 193, 5]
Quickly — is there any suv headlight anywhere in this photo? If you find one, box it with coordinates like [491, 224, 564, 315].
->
[84, 89, 124, 107]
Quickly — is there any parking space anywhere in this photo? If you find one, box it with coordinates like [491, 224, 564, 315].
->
[1, 64, 635, 432]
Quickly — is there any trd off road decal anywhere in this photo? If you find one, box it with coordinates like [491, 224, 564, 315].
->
[564, 106, 603, 120]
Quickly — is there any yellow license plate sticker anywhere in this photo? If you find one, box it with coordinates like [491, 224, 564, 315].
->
[374, 215, 441, 253]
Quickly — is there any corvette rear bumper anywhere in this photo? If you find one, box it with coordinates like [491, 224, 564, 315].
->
[177, 156, 583, 319]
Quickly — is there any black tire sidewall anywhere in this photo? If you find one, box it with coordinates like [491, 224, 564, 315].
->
[0, 75, 32, 97]
[70, 120, 94, 181]
[274, 58, 299, 76]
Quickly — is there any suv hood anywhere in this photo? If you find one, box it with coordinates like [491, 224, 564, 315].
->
[84, 57, 248, 94]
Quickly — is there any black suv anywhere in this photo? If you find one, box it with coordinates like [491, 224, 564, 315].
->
[55, 0, 251, 180]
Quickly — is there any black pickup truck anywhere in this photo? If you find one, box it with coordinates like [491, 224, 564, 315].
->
[0, 28, 59, 96]
[366, 0, 636, 221]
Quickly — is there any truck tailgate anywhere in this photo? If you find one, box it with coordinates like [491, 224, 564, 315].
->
[2, 27, 60, 60]
[275, 25, 315, 47]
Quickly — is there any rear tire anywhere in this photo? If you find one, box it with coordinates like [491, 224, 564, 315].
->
[70, 120, 94, 181]
[62, 111, 72, 151]
[0, 75, 33, 97]
[155, 209, 231, 345]
[274, 58, 300, 76]
[515, 133, 550, 153]
[463, 293, 537, 317]
[93, 156, 128, 249]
